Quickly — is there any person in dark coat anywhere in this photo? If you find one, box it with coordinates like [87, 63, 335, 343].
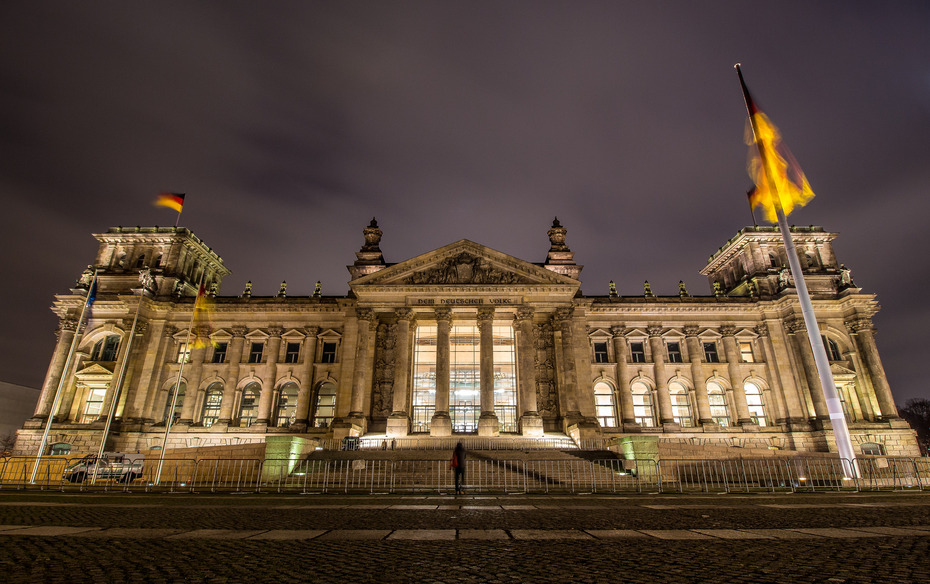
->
[452, 441, 466, 494]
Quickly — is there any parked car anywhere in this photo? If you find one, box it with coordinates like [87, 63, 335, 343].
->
[63, 453, 144, 483]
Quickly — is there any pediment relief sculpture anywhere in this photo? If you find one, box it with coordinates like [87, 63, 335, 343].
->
[401, 252, 532, 285]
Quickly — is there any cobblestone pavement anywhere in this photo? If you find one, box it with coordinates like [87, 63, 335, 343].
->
[0, 491, 928, 583]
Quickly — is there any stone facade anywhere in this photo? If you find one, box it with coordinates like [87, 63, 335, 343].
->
[15, 221, 919, 457]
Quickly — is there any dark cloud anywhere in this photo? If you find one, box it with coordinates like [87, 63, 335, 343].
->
[1, 1, 928, 403]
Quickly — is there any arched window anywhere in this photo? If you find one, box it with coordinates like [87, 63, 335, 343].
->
[669, 381, 692, 427]
[91, 335, 121, 361]
[744, 381, 767, 426]
[163, 382, 186, 424]
[276, 383, 298, 427]
[706, 381, 730, 426]
[201, 383, 223, 427]
[312, 382, 336, 428]
[238, 383, 260, 427]
[821, 336, 842, 361]
[153, 253, 162, 268]
[631, 381, 655, 427]
[593, 381, 617, 427]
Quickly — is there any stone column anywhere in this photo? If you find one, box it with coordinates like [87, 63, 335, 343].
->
[556, 308, 581, 421]
[847, 318, 898, 419]
[647, 325, 675, 427]
[348, 309, 375, 421]
[256, 326, 283, 426]
[516, 307, 543, 436]
[430, 307, 453, 436]
[765, 318, 808, 424]
[786, 318, 828, 420]
[34, 319, 78, 420]
[217, 326, 247, 424]
[477, 307, 499, 437]
[178, 335, 208, 425]
[141, 324, 177, 422]
[612, 326, 635, 425]
[387, 309, 414, 437]
[684, 326, 712, 426]
[755, 323, 789, 424]
[720, 325, 752, 425]
[293, 326, 318, 429]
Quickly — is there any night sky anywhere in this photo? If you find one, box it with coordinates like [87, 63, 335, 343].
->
[1, 2, 928, 405]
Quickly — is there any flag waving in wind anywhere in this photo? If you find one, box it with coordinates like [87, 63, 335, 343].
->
[155, 192, 185, 213]
[737, 66, 815, 223]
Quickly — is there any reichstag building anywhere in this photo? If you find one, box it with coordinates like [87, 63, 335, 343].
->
[15, 219, 919, 457]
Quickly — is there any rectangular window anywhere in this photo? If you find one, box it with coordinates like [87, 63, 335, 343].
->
[593, 342, 609, 363]
[739, 341, 755, 363]
[703, 342, 720, 363]
[81, 387, 107, 424]
[321, 342, 337, 363]
[493, 325, 518, 433]
[212, 342, 227, 364]
[248, 342, 264, 363]
[284, 342, 301, 363]
[630, 342, 646, 363]
[176, 342, 190, 364]
[411, 325, 437, 433]
[667, 342, 683, 363]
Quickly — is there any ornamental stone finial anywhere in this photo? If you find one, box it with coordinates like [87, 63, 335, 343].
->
[713, 281, 723, 297]
[643, 281, 654, 297]
[76, 265, 95, 289]
[242, 281, 252, 298]
[609, 280, 618, 298]
[678, 280, 688, 297]
[313, 281, 322, 298]
[362, 218, 383, 252]
[277, 281, 287, 298]
[547, 217, 568, 251]
[139, 268, 156, 292]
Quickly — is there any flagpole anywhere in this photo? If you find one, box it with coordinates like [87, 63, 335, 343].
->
[91, 285, 147, 483]
[747, 190, 758, 227]
[736, 64, 858, 477]
[174, 209, 181, 228]
[31, 269, 98, 484]
[154, 273, 203, 485]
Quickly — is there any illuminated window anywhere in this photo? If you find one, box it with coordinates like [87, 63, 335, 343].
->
[593, 342, 609, 363]
[493, 325, 517, 433]
[707, 381, 730, 426]
[176, 342, 190, 364]
[667, 342, 683, 363]
[312, 382, 336, 428]
[212, 342, 227, 363]
[284, 342, 301, 364]
[860, 442, 884, 456]
[80, 387, 107, 423]
[248, 342, 263, 363]
[201, 383, 223, 427]
[450, 324, 480, 433]
[594, 381, 617, 427]
[744, 381, 767, 426]
[276, 383, 298, 426]
[669, 381, 692, 427]
[703, 341, 720, 363]
[739, 341, 755, 363]
[321, 342, 337, 363]
[630, 342, 646, 363]
[632, 381, 655, 427]
[163, 382, 185, 424]
[822, 336, 842, 361]
[238, 383, 259, 427]
[91, 335, 121, 361]
[411, 325, 437, 433]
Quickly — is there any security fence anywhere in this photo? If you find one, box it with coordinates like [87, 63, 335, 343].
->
[1, 455, 927, 495]
[315, 436, 601, 451]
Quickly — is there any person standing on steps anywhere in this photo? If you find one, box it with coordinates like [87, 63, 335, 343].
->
[452, 441, 466, 494]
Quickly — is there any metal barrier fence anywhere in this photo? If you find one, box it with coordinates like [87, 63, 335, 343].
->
[315, 436, 604, 451]
[1, 455, 927, 494]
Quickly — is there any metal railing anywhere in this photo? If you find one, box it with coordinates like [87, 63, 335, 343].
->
[315, 436, 600, 451]
[1, 455, 927, 495]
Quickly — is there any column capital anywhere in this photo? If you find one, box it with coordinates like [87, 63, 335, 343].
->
[783, 317, 805, 335]
[683, 324, 700, 337]
[59, 318, 79, 333]
[646, 324, 663, 338]
[435, 307, 452, 322]
[133, 321, 149, 335]
[230, 325, 249, 338]
[555, 306, 574, 321]
[515, 306, 535, 322]
[718, 324, 737, 337]
[267, 325, 284, 338]
[477, 306, 495, 321]
[845, 317, 874, 334]
[304, 325, 320, 337]
[163, 324, 179, 338]
[356, 308, 375, 322]
[754, 323, 769, 337]
[610, 325, 626, 338]
[395, 307, 414, 321]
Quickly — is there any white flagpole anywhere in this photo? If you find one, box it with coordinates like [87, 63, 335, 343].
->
[31, 269, 98, 483]
[736, 64, 858, 477]
[92, 285, 148, 483]
[154, 273, 203, 485]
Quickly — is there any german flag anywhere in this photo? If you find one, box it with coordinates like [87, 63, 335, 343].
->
[155, 192, 185, 213]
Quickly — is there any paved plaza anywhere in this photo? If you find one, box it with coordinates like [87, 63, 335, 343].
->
[0, 491, 928, 583]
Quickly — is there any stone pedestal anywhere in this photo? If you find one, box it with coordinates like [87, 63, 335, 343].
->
[477, 413, 500, 437]
[429, 412, 452, 437]
[565, 418, 599, 443]
[386, 413, 410, 437]
[332, 417, 365, 439]
[520, 413, 544, 437]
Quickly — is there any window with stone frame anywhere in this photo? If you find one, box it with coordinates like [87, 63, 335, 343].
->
[703, 341, 720, 363]
[176, 342, 190, 364]
[744, 381, 767, 426]
[80, 387, 107, 423]
[91, 335, 121, 362]
[201, 384, 223, 427]
[284, 342, 301, 364]
[594, 381, 618, 427]
[593, 342, 609, 363]
[630, 342, 646, 363]
[631, 381, 655, 427]
[739, 341, 755, 363]
[276, 383, 298, 426]
[706, 381, 730, 426]
[248, 342, 264, 363]
[321, 342, 337, 363]
[822, 336, 842, 361]
[669, 381, 692, 427]
[212, 342, 227, 364]
[666, 341, 683, 363]
[163, 382, 185, 424]
[238, 384, 259, 427]
[312, 382, 337, 428]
